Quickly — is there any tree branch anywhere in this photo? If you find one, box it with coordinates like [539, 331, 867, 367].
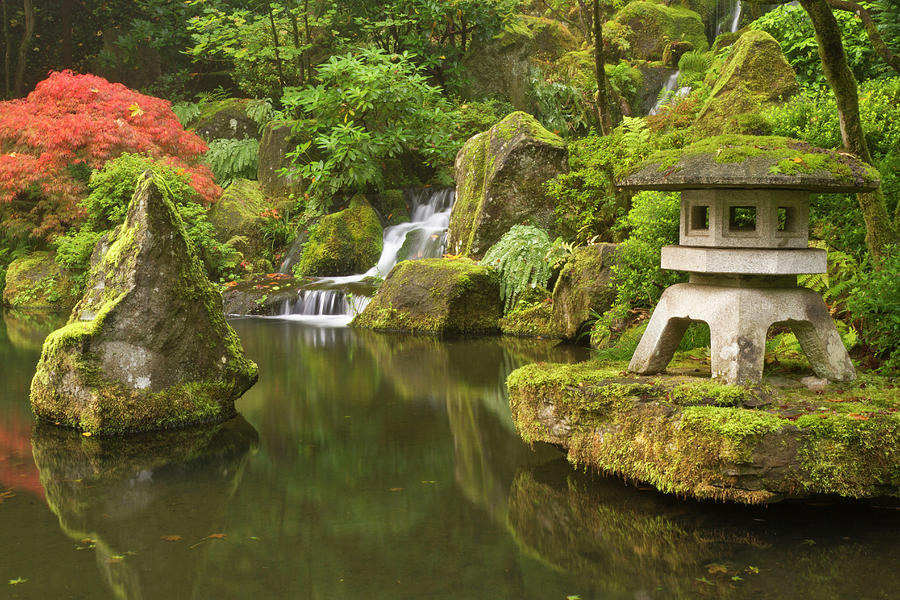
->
[826, 0, 900, 74]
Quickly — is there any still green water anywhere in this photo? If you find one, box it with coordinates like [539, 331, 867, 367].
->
[2, 311, 900, 600]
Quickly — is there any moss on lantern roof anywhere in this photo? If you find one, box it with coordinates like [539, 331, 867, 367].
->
[617, 135, 880, 193]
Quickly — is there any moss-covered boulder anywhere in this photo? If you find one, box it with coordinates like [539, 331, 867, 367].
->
[30, 172, 258, 435]
[2, 251, 81, 311]
[447, 112, 568, 259]
[552, 243, 618, 341]
[190, 98, 260, 142]
[460, 16, 577, 111]
[372, 189, 411, 226]
[611, 2, 708, 61]
[257, 119, 308, 199]
[508, 360, 900, 503]
[500, 302, 558, 338]
[294, 197, 383, 277]
[207, 178, 286, 261]
[694, 30, 799, 135]
[352, 258, 502, 335]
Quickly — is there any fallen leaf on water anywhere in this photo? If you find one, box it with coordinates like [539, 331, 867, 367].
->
[706, 563, 729, 574]
[207, 533, 227, 539]
[80, 538, 95, 545]
[389, 487, 404, 492]
[8, 578, 27, 585]
[82, 431, 92, 437]
[161, 535, 183, 542]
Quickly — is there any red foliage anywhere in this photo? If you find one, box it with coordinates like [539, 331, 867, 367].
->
[0, 70, 220, 241]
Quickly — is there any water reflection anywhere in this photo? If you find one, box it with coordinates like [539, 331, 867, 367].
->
[507, 460, 900, 599]
[31, 417, 258, 600]
[5, 314, 900, 599]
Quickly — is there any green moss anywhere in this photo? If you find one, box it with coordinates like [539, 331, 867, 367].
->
[612, 1, 708, 61]
[500, 301, 558, 337]
[640, 134, 881, 184]
[374, 189, 410, 225]
[294, 198, 383, 276]
[2, 251, 81, 310]
[508, 359, 900, 503]
[492, 111, 566, 148]
[694, 30, 798, 135]
[352, 258, 501, 334]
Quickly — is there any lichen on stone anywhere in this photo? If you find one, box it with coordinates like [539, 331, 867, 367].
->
[352, 258, 502, 335]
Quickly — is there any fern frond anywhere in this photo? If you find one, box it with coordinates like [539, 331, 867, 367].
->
[480, 225, 553, 314]
[203, 138, 260, 188]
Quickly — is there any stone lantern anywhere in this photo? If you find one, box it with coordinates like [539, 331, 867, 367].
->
[617, 137, 880, 385]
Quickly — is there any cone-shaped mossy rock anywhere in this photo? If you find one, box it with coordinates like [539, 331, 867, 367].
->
[30, 172, 258, 435]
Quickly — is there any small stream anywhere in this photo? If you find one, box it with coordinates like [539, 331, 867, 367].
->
[277, 188, 454, 325]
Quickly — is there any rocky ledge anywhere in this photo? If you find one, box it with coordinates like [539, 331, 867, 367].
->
[508, 360, 900, 504]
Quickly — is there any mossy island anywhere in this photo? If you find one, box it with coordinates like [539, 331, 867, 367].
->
[30, 173, 258, 436]
[508, 359, 900, 504]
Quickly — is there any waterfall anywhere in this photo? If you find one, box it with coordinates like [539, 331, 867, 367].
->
[277, 187, 455, 325]
[648, 72, 691, 116]
[715, 0, 743, 36]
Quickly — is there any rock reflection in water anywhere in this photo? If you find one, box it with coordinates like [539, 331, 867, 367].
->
[31, 417, 259, 600]
[507, 460, 900, 599]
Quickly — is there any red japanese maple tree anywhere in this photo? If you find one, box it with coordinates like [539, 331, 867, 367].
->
[0, 70, 220, 241]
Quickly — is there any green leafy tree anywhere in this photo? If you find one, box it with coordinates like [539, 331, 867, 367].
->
[282, 48, 457, 207]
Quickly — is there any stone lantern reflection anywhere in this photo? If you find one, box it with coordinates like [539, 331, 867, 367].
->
[617, 138, 880, 385]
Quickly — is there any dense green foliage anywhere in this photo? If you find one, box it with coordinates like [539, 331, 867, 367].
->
[282, 48, 457, 207]
[750, 4, 890, 88]
[54, 154, 238, 285]
[846, 246, 900, 371]
[480, 225, 554, 314]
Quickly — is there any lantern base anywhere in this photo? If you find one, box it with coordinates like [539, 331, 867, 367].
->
[629, 282, 854, 385]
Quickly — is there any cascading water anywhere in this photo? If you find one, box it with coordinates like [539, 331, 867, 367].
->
[648, 72, 691, 116]
[715, 0, 743, 37]
[277, 187, 455, 325]
[648, 0, 742, 116]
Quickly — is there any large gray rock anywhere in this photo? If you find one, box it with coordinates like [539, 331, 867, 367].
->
[460, 16, 577, 111]
[352, 258, 502, 335]
[447, 112, 568, 259]
[30, 172, 258, 435]
[257, 120, 309, 199]
[552, 244, 618, 340]
[192, 98, 260, 142]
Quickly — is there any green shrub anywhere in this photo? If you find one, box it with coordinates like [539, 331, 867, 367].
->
[846, 246, 900, 372]
[750, 4, 890, 88]
[480, 225, 554, 314]
[591, 191, 683, 346]
[544, 133, 634, 244]
[54, 154, 239, 285]
[281, 48, 457, 207]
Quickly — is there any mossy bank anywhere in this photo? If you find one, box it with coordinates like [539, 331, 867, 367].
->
[508, 360, 900, 503]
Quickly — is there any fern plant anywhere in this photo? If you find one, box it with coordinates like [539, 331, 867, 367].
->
[203, 138, 260, 187]
[246, 98, 282, 133]
[480, 225, 554, 314]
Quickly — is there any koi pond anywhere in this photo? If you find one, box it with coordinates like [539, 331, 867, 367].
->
[2, 311, 899, 599]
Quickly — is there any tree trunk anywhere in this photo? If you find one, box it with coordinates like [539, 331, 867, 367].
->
[60, 0, 73, 68]
[592, 0, 613, 135]
[265, 1, 286, 97]
[2, 0, 10, 99]
[13, 0, 34, 97]
[798, 0, 898, 258]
